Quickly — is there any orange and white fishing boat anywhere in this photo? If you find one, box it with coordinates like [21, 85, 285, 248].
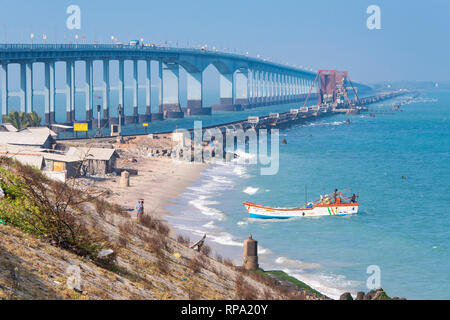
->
[243, 191, 359, 219]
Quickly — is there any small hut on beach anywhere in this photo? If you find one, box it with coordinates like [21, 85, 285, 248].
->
[67, 147, 119, 175]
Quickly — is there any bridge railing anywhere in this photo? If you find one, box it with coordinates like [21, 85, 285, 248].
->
[0, 43, 316, 76]
[0, 43, 202, 51]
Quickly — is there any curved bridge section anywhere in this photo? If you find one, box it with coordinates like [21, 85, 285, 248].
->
[0, 44, 370, 125]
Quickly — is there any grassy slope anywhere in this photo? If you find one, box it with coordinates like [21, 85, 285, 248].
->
[0, 221, 270, 300]
[253, 269, 324, 298]
[0, 159, 325, 300]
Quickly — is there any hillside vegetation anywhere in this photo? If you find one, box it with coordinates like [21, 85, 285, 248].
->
[0, 157, 324, 300]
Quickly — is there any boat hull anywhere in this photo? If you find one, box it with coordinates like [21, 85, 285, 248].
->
[243, 202, 359, 219]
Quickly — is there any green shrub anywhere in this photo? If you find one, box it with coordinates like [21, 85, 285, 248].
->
[0, 157, 107, 259]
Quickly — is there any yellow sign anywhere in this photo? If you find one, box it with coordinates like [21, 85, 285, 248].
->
[142, 123, 149, 127]
[74, 123, 88, 132]
[53, 161, 64, 172]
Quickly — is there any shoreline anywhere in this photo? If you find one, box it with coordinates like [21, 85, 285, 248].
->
[95, 157, 205, 235]
[73, 96, 420, 299]
[85, 134, 354, 299]
[160, 160, 343, 299]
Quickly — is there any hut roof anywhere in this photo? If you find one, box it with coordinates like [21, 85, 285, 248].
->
[66, 147, 118, 161]
[0, 131, 53, 147]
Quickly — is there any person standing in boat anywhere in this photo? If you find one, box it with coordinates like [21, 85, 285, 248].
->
[333, 189, 338, 202]
[333, 189, 343, 204]
[351, 194, 356, 203]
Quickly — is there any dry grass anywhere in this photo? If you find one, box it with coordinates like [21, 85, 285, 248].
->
[223, 258, 234, 268]
[200, 244, 212, 257]
[138, 214, 170, 237]
[118, 221, 135, 238]
[188, 256, 204, 274]
[94, 199, 107, 218]
[235, 274, 258, 300]
[176, 234, 190, 246]
[117, 236, 128, 248]
[0, 157, 320, 301]
[156, 256, 170, 275]
[187, 284, 201, 300]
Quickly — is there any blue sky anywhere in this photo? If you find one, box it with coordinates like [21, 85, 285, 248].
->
[1, 0, 449, 83]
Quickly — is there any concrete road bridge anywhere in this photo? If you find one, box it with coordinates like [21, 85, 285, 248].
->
[0, 44, 371, 127]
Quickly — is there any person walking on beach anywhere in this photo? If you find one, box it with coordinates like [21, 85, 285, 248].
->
[136, 199, 144, 218]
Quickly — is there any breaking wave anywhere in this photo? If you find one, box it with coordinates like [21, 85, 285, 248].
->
[243, 186, 259, 195]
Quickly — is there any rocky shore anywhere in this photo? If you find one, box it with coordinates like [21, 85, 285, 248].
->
[340, 288, 406, 300]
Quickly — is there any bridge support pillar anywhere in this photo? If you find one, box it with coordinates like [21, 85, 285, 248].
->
[142, 59, 152, 122]
[302, 78, 306, 99]
[278, 73, 285, 103]
[26, 62, 33, 113]
[118, 59, 125, 111]
[303, 78, 307, 98]
[234, 69, 249, 107]
[258, 70, 264, 105]
[306, 79, 312, 96]
[272, 73, 276, 104]
[262, 70, 268, 105]
[285, 75, 290, 102]
[261, 71, 268, 105]
[251, 69, 258, 106]
[253, 69, 259, 106]
[66, 61, 75, 123]
[132, 59, 138, 122]
[256, 70, 263, 105]
[282, 74, 287, 103]
[276, 73, 280, 103]
[268, 71, 274, 104]
[253, 70, 259, 106]
[268, 72, 274, 105]
[248, 69, 254, 107]
[85, 60, 93, 122]
[292, 76, 296, 101]
[1, 63, 8, 122]
[293, 77, 297, 100]
[102, 59, 110, 120]
[159, 61, 183, 118]
[292, 76, 295, 101]
[275, 73, 280, 103]
[44, 61, 56, 124]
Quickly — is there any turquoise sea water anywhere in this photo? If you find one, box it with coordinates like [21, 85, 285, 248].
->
[166, 89, 450, 299]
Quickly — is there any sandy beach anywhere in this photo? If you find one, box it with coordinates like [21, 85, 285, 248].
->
[88, 156, 205, 235]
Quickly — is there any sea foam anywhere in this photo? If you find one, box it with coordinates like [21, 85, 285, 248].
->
[243, 186, 259, 195]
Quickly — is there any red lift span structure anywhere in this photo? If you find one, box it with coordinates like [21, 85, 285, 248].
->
[302, 69, 361, 109]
